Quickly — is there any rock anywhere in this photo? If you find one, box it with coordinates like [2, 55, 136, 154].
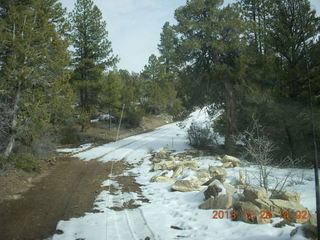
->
[204, 180, 223, 199]
[216, 156, 222, 161]
[222, 155, 241, 167]
[184, 155, 193, 160]
[180, 161, 199, 169]
[150, 157, 161, 163]
[222, 162, 233, 168]
[274, 219, 295, 228]
[223, 182, 236, 196]
[155, 147, 170, 159]
[243, 186, 268, 202]
[153, 161, 177, 171]
[303, 212, 317, 240]
[151, 176, 175, 182]
[196, 170, 211, 185]
[291, 224, 317, 240]
[172, 180, 201, 192]
[199, 194, 233, 210]
[233, 201, 271, 224]
[269, 199, 309, 224]
[168, 156, 176, 161]
[208, 166, 228, 182]
[253, 198, 274, 212]
[239, 170, 246, 185]
[172, 166, 184, 178]
[271, 190, 300, 203]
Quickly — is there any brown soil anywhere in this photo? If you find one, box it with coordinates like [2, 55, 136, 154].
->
[0, 158, 127, 240]
[0, 115, 168, 240]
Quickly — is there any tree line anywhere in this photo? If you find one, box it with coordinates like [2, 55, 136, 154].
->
[0, 0, 319, 167]
[0, 0, 183, 162]
[158, 0, 319, 165]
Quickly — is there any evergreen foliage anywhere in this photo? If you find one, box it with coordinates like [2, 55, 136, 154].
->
[69, 0, 118, 112]
[0, 0, 74, 158]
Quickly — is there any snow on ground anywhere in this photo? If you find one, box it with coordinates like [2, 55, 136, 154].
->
[51, 107, 316, 240]
[56, 143, 93, 153]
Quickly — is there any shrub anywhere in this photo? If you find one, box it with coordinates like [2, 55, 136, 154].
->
[60, 126, 81, 144]
[187, 121, 213, 148]
[9, 153, 39, 172]
[125, 107, 145, 127]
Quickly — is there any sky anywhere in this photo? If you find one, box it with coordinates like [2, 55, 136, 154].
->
[59, 0, 320, 73]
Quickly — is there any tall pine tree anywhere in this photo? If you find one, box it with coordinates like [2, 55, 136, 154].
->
[69, 0, 118, 112]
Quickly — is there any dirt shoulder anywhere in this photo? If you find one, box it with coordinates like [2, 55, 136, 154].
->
[0, 157, 127, 240]
[0, 114, 170, 240]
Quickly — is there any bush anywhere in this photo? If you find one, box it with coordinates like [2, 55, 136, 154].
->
[60, 126, 81, 144]
[187, 121, 213, 148]
[9, 153, 39, 172]
[125, 107, 145, 127]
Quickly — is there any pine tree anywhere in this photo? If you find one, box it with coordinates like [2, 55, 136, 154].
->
[0, 0, 73, 157]
[69, 0, 118, 112]
[174, 0, 245, 153]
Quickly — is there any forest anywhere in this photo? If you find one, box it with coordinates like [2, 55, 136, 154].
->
[0, 0, 319, 170]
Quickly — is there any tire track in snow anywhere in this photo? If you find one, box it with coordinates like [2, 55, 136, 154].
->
[75, 125, 172, 162]
[103, 127, 174, 240]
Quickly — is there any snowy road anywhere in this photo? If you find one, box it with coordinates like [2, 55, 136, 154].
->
[52, 110, 316, 240]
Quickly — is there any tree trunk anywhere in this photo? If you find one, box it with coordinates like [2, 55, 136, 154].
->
[224, 81, 236, 154]
[4, 82, 22, 158]
[285, 125, 295, 159]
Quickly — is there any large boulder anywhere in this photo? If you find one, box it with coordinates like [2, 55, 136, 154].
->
[151, 176, 175, 183]
[269, 199, 309, 224]
[222, 155, 241, 167]
[204, 180, 223, 200]
[243, 186, 268, 202]
[199, 194, 233, 210]
[153, 161, 177, 171]
[172, 180, 201, 192]
[208, 166, 228, 182]
[271, 190, 300, 203]
[233, 201, 271, 224]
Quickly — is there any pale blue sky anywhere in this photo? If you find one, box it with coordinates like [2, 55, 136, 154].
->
[60, 0, 320, 73]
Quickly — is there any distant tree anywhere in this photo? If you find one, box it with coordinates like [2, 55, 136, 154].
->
[69, 0, 118, 112]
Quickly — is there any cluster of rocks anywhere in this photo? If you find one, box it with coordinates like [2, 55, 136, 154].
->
[149, 148, 240, 192]
[149, 148, 316, 238]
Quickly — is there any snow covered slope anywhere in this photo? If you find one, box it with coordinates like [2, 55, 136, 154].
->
[51, 108, 316, 240]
